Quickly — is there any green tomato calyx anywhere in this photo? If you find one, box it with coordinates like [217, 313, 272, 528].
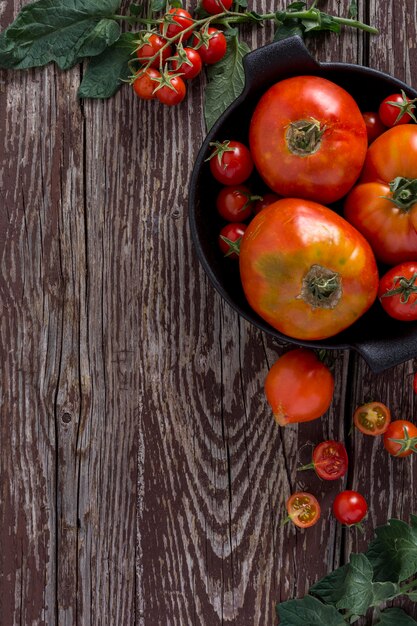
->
[299, 264, 342, 310]
[286, 118, 326, 156]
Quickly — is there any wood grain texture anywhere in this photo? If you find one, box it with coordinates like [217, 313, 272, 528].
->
[1, 0, 417, 624]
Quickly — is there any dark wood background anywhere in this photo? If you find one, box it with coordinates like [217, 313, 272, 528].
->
[1, 0, 417, 624]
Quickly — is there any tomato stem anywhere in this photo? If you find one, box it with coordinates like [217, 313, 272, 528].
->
[299, 264, 342, 310]
[286, 118, 325, 156]
[383, 176, 417, 211]
[297, 462, 315, 472]
[381, 273, 417, 304]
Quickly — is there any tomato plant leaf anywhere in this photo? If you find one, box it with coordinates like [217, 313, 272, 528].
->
[204, 33, 250, 131]
[129, 3, 143, 16]
[348, 0, 358, 19]
[0, 0, 122, 70]
[78, 32, 136, 99]
[276, 595, 346, 626]
[234, 0, 248, 8]
[286, 1, 307, 10]
[273, 19, 304, 42]
[367, 518, 417, 582]
[375, 608, 417, 625]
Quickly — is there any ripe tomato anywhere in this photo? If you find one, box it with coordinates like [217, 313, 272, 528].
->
[333, 491, 368, 526]
[353, 401, 391, 436]
[239, 199, 379, 340]
[132, 68, 161, 100]
[383, 420, 417, 457]
[136, 34, 172, 68]
[344, 125, 417, 265]
[249, 76, 368, 204]
[299, 441, 348, 480]
[208, 140, 253, 185]
[155, 75, 186, 106]
[253, 193, 281, 214]
[201, 0, 233, 14]
[161, 8, 194, 39]
[193, 28, 227, 64]
[378, 262, 417, 321]
[216, 185, 260, 222]
[362, 111, 386, 143]
[286, 492, 321, 529]
[379, 90, 417, 127]
[171, 47, 202, 80]
[264, 348, 334, 426]
[218, 223, 247, 259]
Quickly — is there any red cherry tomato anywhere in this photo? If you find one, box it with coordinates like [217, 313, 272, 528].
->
[218, 223, 247, 259]
[132, 68, 161, 100]
[136, 34, 172, 68]
[208, 140, 253, 185]
[264, 348, 334, 426]
[286, 492, 321, 529]
[171, 47, 202, 80]
[193, 28, 227, 65]
[332, 491, 368, 526]
[161, 8, 194, 39]
[383, 420, 417, 457]
[378, 262, 417, 321]
[201, 0, 233, 14]
[155, 75, 186, 106]
[379, 91, 417, 127]
[353, 401, 391, 436]
[362, 111, 387, 143]
[253, 192, 281, 214]
[216, 185, 260, 222]
[299, 441, 348, 480]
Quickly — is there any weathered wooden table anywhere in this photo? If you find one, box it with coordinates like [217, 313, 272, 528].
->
[1, 0, 417, 624]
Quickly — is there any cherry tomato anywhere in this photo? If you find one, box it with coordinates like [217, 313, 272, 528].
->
[193, 28, 227, 65]
[253, 193, 281, 214]
[299, 441, 348, 480]
[333, 491, 368, 526]
[239, 199, 379, 340]
[264, 348, 334, 426]
[353, 401, 391, 436]
[378, 262, 417, 321]
[383, 420, 417, 457]
[216, 185, 260, 222]
[132, 68, 161, 100]
[286, 492, 321, 529]
[344, 125, 417, 265]
[218, 223, 247, 259]
[136, 34, 172, 68]
[155, 75, 186, 106]
[379, 90, 417, 127]
[208, 140, 253, 185]
[362, 111, 387, 143]
[161, 8, 194, 39]
[171, 47, 202, 80]
[201, 0, 233, 14]
[249, 76, 368, 204]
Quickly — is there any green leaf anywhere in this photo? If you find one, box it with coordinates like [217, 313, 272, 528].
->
[78, 32, 136, 99]
[244, 10, 265, 22]
[204, 33, 250, 131]
[367, 518, 417, 583]
[274, 19, 304, 41]
[318, 13, 341, 34]
[348, 0, 358, 18]
[407, 591, 417, 601]
[0, 0, 121, 70]
[411, 514, 417, 529]
[277, 595, 346, 626]
[129, 3, 143, 15]
[375, 608, 417, 625]
[234, 0, 248, 8]
[287, 1, 307, 10]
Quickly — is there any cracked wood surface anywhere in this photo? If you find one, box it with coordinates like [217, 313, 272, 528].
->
[1, 0, 417, 624]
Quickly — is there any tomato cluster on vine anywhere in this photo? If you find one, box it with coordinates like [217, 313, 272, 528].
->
[132, 6, 228, 106]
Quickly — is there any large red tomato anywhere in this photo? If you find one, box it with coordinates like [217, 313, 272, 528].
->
[239, 199, 379, 340]
[344, 125, 417, 265]
[249, 76, 367, 204]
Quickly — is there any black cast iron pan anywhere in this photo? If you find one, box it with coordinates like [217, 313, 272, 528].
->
[188, 35, 417, 373]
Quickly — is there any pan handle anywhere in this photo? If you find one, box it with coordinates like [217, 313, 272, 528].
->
[241, 35, 321, 97]
[353, 337, 417, 373]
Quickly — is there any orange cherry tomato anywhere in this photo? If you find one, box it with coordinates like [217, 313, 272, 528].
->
[286, 492, 321, 528]
[353, 401, 391, 436]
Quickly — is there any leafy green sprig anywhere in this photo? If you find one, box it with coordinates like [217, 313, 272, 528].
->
[277, 515, 417, 625]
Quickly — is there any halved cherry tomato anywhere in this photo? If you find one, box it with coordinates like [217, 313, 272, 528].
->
[208, 140, 253, 185]
[379, 90, 417, 127]
[333, 491, 368, 526]
[286, 492, 321, 528]
[383, 420, 417, 457]
[378, 262, 417, 321]
[264, 348, 334, 426]
[362, 111, 387, 143]
[299, 441, 348, 480]
[216, 185, 260, 222]
[218, 223, 247, 259]
[353, 401, 391, 436]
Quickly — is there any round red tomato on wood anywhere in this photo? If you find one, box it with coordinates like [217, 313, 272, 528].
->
[384, 420, 417, 457]
[344, 125, 417, 265]
[264, 348, 334, 426]
[249, 76, 368, 204]
[333, 491, 368, 526]
[239, 198, 379, 340]
[378, 262, 417, 320]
